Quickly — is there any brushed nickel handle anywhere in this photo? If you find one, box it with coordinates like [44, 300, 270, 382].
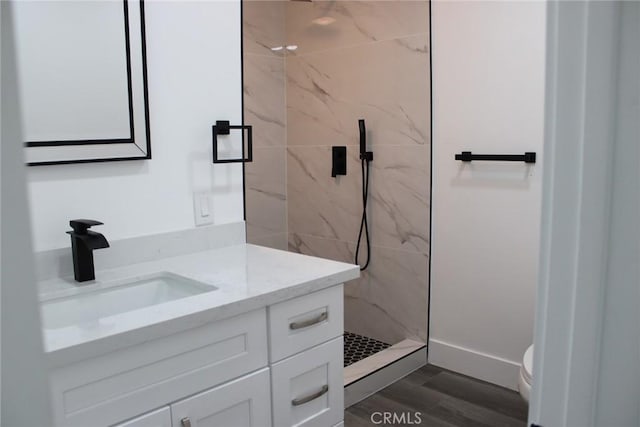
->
[291, 385, 329, 406]
[289, 311, 328, 330]
[181, 417, 191, 427]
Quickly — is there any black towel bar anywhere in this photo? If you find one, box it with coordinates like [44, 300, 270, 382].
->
[455, 151, 536, 163]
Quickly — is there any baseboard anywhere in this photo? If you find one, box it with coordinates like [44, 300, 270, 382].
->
[344, 343, 427, 408]
[428, 338, 521, 390]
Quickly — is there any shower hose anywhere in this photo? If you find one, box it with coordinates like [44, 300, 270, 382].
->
[355, 157, 371, 271]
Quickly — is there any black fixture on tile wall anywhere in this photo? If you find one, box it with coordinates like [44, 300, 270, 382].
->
[355, 119, 373, 271]
[212, 120, 253, 163]
[331, 146, 347, 177]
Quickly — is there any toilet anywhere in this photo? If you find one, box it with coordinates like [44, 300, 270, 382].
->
[518, 345, 534, 402]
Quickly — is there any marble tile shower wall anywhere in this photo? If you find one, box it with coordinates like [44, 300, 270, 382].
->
[243, 1, 288, 250]
[285, 1, 431, 344]
[243, 1, 430, 344]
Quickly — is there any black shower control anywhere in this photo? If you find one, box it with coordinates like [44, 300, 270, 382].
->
[332, 146, 347, 177]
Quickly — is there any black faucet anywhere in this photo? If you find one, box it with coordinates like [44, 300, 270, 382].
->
[66, 219, 110, 282]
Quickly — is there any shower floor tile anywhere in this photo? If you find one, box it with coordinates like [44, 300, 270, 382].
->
[344, 331, 391, 367]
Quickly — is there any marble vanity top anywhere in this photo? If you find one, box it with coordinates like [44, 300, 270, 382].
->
[39, 244, 359, 366]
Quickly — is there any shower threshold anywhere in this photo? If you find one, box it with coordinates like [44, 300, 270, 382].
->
[343, 332, 426, 408]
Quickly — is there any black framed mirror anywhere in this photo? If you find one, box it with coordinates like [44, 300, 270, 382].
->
[13, 0, 151, 166]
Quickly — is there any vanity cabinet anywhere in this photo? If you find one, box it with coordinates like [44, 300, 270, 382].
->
[170, 368, 271, 427]
[49, 285, 344, 427]
[113, 369, 271, 427]
[269, 285, 343, 362]
[49, 308, 268, 427]
[114, 407, 171, 427]
[272, 337, 344, 427]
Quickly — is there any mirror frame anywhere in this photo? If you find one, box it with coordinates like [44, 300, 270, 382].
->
[22, 0, 151, 166]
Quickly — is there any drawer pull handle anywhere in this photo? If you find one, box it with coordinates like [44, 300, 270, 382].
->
[292, 384, 329, 406]
[181, 417, 192, 427]
[289, 311, 328, 330]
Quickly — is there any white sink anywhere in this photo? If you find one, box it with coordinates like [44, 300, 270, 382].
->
[41, 272, 216, 330]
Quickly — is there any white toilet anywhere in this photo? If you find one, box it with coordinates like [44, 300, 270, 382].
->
[518, 345, 534, 402]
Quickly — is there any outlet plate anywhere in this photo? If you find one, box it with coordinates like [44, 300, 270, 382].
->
[193, 192, 214, 226]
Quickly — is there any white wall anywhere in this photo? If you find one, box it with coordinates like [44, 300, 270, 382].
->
[2, 2, 53, 424]
[430, 1, 546, 389]
[26, 0, 244, 252]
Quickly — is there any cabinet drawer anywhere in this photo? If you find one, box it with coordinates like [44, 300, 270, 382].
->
[50, 309, 268, 427]
[113, 407, 171, 427]
[269, 285, 343, 362]
[171, 368, 271, 427]
[271, 337, 344, 427]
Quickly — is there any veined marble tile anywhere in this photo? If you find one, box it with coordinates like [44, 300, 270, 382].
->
[288, 233, 429, 344]
[243, 0, 285, 57]
[287, 145, 362, 242]
[368, 145, 430, 253]
[248, 232, 289, 251]
[359, 243, 429, 344]
[287, 35, 430, 148]
[288, 232, 354, 264]
[344, 297, 416, 345]
[243, 53, 286, 148]
[287, 232, 364, 300]
[287, 145, 429, 253]
[286, 1, 429, 55]
[246, 147, 287, 238]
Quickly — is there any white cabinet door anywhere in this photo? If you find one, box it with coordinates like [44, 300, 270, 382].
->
[271, 337, 343, 427]
[171, 368, 271, 427]
[113, 407, 171, 427]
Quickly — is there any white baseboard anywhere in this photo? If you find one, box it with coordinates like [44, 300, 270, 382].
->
[428, 339, 521, 390]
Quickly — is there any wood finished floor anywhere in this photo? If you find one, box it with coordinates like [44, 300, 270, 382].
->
[345, 364, 528, 427]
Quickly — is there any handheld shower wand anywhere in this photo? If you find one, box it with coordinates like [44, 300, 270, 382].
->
[359, 119, 373, 162]
[359, 119, 366, 157]
[355, 119, 373, 271]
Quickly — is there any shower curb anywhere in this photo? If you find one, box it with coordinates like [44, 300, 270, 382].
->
[344, 339, 427, 408]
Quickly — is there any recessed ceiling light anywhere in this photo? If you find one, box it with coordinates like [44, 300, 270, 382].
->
[270, 46, 284, 51]
[312, 16, 336, 26]
[286, 45, 298, 51]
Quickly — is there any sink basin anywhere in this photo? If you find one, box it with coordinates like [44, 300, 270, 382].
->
[41, 272, 216, 330]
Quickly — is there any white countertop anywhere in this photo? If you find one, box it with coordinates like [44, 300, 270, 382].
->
[39, 244, 359, 366]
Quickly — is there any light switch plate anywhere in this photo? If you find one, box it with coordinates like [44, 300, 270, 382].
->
[193, 192, 214, 226]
